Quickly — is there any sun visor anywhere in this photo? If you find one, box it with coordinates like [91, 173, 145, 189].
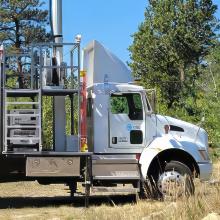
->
[83, 40, 133, 87]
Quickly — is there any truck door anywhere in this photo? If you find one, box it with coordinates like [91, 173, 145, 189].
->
[109, 92, 145, 149]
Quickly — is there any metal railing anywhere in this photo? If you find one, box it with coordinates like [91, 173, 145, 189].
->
[1, 42, 82, 153]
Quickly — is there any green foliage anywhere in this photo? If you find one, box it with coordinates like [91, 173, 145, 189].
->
[111, 96, 129, 114]
[42, 96, 53, 148]
[0, 0, 53, 147]
[42, 95, 79, 149]
[129, 0, 220, 145]
[65, 95, 79, 136]
[0, 0, 50, 50]
[129, 0, 219, 109]
[0, 0, 50, 87]
[197, 43, 220, 146]
[110, 93, 143, 115]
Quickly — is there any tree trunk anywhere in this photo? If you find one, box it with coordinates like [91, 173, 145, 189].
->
[179, 65, 185, 83]
[14, 18, 24, 88]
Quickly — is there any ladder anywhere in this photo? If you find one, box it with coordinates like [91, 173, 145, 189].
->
[4, 89, 42, 152]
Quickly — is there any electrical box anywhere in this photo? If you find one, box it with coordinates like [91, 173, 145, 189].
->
[8, 109, 40, 147]
[26, 157, 80, 177]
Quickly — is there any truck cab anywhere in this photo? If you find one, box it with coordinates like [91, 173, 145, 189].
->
[87, 83, 153, 154]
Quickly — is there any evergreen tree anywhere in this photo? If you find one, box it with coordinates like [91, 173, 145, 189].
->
[0, 0, 50, 88]
[0, 0, 50, 50]
[129, 0, 219, 110]
[198, 43, 220, 146]
[0, 0, 53, 147]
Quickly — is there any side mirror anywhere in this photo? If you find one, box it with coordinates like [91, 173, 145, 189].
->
[145, 89, 157, 113]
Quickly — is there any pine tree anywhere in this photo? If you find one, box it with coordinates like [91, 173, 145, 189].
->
[0, 0, 50, 87]
[129, 0, 219, 110]
[0, 0, 50, 50]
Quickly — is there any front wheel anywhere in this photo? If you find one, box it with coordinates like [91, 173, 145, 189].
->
[156, 161, 195, 199]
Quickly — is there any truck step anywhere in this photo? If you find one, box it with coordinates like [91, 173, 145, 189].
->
[91, 186, 139, 193]
[93, 176, 140, 180]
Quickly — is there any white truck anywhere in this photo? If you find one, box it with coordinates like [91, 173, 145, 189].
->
[0, 0, 212, 206]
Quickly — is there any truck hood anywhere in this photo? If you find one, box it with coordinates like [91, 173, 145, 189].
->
[154, 114, 208, 150]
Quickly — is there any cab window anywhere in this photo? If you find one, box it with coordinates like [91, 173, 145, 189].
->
[110, 93, 143, 120]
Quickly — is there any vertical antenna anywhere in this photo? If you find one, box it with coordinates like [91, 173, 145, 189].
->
[51, 0, 66, 151]
[52, 0, 63, 44]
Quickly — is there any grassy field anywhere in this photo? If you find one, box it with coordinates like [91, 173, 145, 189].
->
[0, 162, 220, 220]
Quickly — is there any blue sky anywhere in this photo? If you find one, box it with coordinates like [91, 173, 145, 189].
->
[59, 0, 220, 65]
[61, 0, 146, 64]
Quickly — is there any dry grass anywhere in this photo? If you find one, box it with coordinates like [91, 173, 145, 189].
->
[0, 162, 220, 220]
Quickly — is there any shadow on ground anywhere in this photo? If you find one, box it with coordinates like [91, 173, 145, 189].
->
[0, 194, 136, 209]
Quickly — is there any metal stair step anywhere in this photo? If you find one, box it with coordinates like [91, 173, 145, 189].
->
[93, 176, 140, 180]
[6, 102, 39, 105]
[6, 125, 40, 129]
[6, 114, 40, 117]
[91, 186, 139, 193]
[5, 89, 40, 93]
[6, 137, 40, 140]
[5, 108, 40, 111]
[6, 137, 40, 142]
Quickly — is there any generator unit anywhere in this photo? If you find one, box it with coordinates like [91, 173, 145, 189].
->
[7, 109, 40, 151]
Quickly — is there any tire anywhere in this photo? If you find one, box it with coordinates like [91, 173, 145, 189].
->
[145, 160, 195, 200]
[157, 161, 195, 199]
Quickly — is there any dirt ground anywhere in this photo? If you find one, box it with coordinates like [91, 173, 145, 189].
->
[0, 162, 219, 220]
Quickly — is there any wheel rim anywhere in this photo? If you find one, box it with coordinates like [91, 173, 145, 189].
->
[157, 170, 186, 199]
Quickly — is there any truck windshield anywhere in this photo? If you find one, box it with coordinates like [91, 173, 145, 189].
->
[110, 93, 143, 120]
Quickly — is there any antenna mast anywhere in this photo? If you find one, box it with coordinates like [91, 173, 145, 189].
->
[51, 0, 66, 151]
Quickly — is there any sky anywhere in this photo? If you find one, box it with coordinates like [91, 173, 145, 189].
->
[57, 0, 220, 65]
[61, 0, 146, 64]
